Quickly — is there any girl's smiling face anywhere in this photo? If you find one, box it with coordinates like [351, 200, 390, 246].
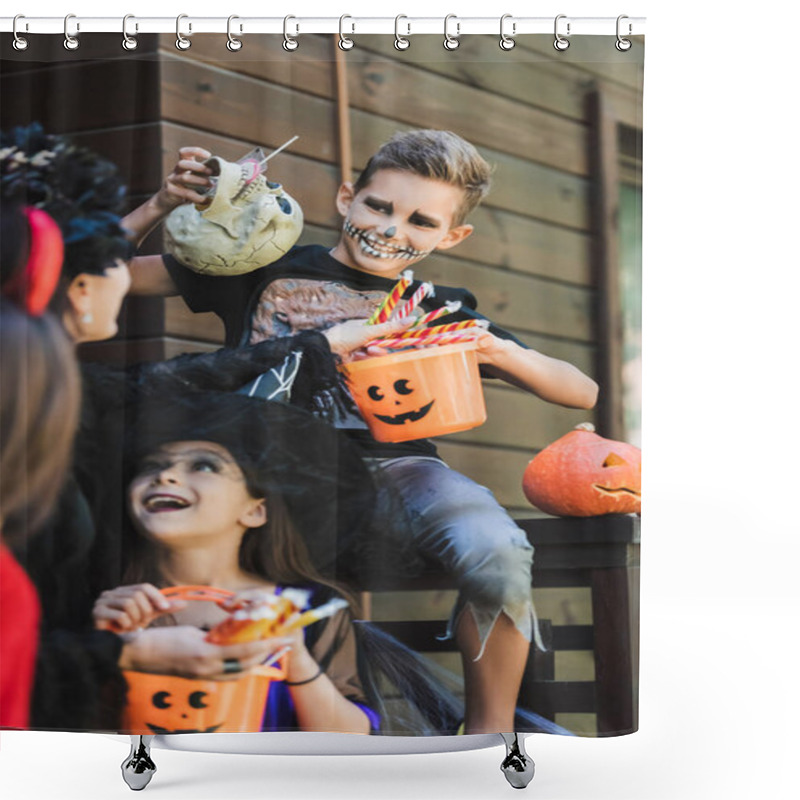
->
[128, 441, 267, 545]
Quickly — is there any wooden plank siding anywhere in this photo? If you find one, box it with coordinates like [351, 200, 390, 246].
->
[156, 36, 590, 174]
[516, 35, 645, 93]
[0, 52, 162, 135]
[158, 54, 593, 231]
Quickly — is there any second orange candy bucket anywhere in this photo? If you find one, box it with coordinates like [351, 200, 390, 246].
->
[120, 586, 286, 734]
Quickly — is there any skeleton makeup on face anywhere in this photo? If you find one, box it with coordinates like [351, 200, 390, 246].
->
[342, 219, 431, 262]
[331, 170, 474, 278]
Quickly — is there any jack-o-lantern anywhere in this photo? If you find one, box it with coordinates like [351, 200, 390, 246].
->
[522, 423, 641, 517]
[367, 378, 436, 426]
[339, 342, 487, 443]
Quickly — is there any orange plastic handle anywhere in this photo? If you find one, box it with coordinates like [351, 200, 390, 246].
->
[104, 585, 237, 634]
[160, 585, 236, 606]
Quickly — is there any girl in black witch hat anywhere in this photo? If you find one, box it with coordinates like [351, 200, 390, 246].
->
[92, 393, 383, 733]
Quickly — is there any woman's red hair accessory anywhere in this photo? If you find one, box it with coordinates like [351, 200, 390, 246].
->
[2, 207, 64, 315]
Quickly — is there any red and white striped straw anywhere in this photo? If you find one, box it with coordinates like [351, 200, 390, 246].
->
[367, 270, 413, 324]
[392, 281, 434, 321]
[393, 318, 489, 340]
[409, 300, 462, 328]
[372, 331, 479, 349]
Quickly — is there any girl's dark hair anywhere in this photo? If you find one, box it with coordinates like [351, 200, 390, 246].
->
[0, 123, 133, 300]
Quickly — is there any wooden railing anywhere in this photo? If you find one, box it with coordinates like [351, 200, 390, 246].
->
[361, 514, 640, 736]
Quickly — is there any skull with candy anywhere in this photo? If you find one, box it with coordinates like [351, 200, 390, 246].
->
[164, 148, 303, 276]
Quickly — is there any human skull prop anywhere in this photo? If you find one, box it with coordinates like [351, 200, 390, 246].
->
[164, 154, 303, 276]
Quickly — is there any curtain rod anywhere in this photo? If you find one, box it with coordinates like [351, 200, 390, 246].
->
[1, 16, 646, 37]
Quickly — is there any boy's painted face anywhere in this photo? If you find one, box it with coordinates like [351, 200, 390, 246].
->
[332, 169, 474, 278]
[128, 441, 266, 546]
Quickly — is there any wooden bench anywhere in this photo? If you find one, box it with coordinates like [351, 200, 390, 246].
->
[362, 514, 640, 736]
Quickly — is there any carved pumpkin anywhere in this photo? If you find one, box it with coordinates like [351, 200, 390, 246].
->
[522, 423, 641, 517]
[340, 342, 486, 443]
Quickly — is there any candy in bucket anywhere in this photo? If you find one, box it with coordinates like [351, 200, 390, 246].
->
[340, 273, 489, 443]
[120, 585, 345, 734]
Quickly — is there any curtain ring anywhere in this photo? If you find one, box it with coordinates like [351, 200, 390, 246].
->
[283, 15, 299, 51]
[394, 15, 410, 51]
[122, 15, 138, 51]
[227, 15, 243, 51]
[12, 15, 29, 51]
[499, 14, 515, 51]
[443, 14, 460, 51]
[615, 15, 632, 51]
[553, 14, 570, 51]
[63, 14, 79, 51]
[338, 15, 354, 50]
[176, 14, 191, 50]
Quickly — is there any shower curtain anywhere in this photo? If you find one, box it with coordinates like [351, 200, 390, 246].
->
[0, 28, 643, 741]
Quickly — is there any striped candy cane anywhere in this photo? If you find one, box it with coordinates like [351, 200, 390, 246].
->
[392, 282, 434, 321]
[372, 331, 479, 349]
[367, 270, 413, 324]
[408, 300, 463, 328]
[393, 318, 489, 340]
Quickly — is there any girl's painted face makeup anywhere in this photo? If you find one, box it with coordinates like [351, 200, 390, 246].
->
[128, 441, 265, 544]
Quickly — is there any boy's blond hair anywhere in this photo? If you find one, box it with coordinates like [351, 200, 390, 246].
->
[353, 130, 492, 226]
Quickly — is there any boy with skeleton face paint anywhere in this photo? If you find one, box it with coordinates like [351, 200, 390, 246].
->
[129, 129, 598, 735]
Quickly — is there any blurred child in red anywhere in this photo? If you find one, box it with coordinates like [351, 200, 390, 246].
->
[0, 203, 80, 727]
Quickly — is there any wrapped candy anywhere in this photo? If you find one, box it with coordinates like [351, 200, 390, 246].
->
[206, 588, 347, 645]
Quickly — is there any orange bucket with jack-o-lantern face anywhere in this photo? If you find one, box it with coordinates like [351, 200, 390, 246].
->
[339, 341, 487, 443]
[120, 586, 286, 735]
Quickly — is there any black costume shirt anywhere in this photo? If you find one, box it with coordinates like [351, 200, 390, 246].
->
[164, 245, 525, 459]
